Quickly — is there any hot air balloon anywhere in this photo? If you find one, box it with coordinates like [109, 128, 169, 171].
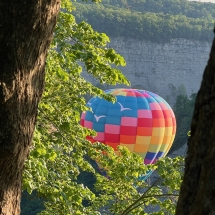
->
[80, 88, 176, 178]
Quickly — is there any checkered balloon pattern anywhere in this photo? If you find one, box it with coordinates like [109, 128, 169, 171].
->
[80, 88, 176, 165]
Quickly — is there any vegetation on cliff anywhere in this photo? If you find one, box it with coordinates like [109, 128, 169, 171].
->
[171, 93, 197, 152]
[73, 0, 215, 43]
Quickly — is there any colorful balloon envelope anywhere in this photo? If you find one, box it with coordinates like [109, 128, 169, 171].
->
[80, 88, 176, 169]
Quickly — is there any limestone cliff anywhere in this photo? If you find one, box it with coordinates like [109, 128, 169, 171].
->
[83, 37, 211, 105]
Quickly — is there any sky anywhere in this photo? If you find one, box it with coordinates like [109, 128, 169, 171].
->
[188, 0, 215, 2]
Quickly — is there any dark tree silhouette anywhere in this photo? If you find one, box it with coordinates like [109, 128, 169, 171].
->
[176, 27, 215, 214]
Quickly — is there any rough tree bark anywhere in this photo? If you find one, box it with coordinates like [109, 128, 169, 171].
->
[176, 28, 215, 214]
[0, 0, 60, 214]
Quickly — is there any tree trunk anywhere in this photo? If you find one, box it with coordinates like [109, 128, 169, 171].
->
[0, 1, 60, 214]
[176, 29, 215, 214]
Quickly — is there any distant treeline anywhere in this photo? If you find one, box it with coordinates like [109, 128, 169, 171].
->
[73, 0, 215, 43]
[78, 0, 215, 19]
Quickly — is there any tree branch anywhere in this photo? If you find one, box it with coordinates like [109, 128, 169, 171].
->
[120, 178, 161, 215]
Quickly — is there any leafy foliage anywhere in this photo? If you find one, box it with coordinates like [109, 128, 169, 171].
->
[90, 149, 184, 215]
[21, 0, 185, 214]
[73, 0, 214, 43]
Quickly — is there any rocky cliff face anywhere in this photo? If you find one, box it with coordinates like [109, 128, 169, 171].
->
[83, 37, 211, 105]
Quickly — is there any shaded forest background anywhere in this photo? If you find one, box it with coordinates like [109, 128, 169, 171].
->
[21, 0, 212, 214]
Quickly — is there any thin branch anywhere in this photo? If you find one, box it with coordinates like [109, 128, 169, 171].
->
[120, 178, 161, 215]
[121, 194, 179, 215]
[120, 194, 179, 215]
[113, 196, 120, 215]
[38, 107, 71, 146]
